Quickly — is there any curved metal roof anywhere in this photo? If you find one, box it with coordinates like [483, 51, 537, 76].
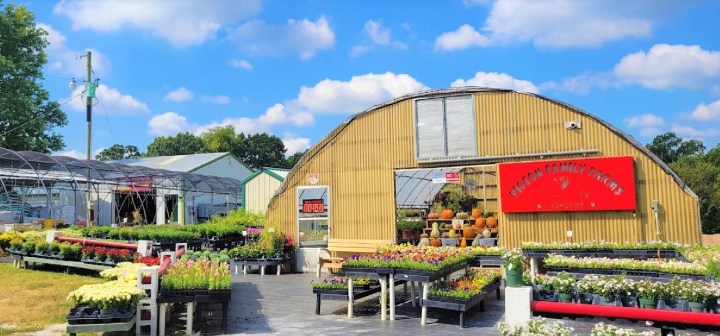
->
[0, 148, 242, 195]
[273, 87, 695, 201]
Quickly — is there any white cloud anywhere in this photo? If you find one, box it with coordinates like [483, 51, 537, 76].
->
[296, 72, 429, 114]
[624, 113, 665, 138]
[672, 125, 720, 138]
[614, 44, 720, 89]
[258, 103, 314, 126]
[53, 0, 262, 47]
[229, 59, 253, 70]
[539, 73, 616, 94]
[66, 84, 149, 115]
[451, 72, 539, 93]
[228, 16, 335, 59]
[282, 135, 311, 155]
[202, 95, 231, 104]
[148, 112, 194, 136]
[38, 23, 110, 76]
[164, 87, 194, 102]
[483, 0, 652, 48]
[434, 25, 490, 51]
[690, 100, 720, 121]
[194, 117, 264, 135]
[352, 20, 407, 57]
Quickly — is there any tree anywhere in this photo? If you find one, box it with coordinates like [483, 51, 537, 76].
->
[669, 156, 720, 234]
[646, 132, 705, 164]
[95, 144, 141, 161]
[146, 132, 206, 156]
[201, 125, 242, 154]
[239, 133, 286, 169]
[0, 2, 67, 153]
[284, 150, 305, 169]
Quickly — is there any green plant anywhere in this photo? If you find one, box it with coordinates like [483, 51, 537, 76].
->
[635, 280, 661, 301]
[498, 318, 574, 336]
[49, 242, 61, 253]
[34, 241, 49, 253]
[21, 240, 35, 253]
[550, 272, 576, 294]
[502, 248, 525, 271]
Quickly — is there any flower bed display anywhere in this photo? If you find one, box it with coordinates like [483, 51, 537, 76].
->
[343, 245, 473, 273]
[179, 249, 231, 263]
[423, 270, 502, 327]
[468, 246, 505, 267]
[544, 255, 709, 279]
[229, 230, 295, 260]
[521, 241, 683, 259]
[67, 280, 146, 315]
[160, 259, 232, 292]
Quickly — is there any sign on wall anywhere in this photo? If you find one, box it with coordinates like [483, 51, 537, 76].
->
[445, 172, 461, 183]
[499, 156, 637, 213]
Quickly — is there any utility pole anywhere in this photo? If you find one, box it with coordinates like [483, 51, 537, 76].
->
[85, 51, 93, 226]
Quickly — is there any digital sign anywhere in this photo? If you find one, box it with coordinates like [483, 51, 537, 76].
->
[302, 199, 325, 213]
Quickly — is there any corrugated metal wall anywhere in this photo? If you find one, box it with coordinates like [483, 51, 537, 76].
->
[245, 173, 283, 214]
[267, 91, 701, 247]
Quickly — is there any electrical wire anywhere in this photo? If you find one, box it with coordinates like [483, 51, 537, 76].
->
[95, 91, 118, 144]
[0, 92, 82, 137]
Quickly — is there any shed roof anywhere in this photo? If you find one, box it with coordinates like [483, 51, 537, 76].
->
[113, 152, 239, 173]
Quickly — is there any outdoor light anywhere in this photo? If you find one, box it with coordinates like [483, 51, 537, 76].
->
[69, 78, 77, 90]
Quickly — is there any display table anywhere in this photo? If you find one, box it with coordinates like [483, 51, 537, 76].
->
[66, 314, 136, 336]
[21, 256, 112, 272]
[421, 277, 501, 327]
[234, 258, 292, 275]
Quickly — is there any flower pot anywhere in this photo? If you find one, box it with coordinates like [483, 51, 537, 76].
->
[505, 268, 523, 288]
[639, 297, 658, 309]
[579, 293, 594, 304]
[401, 230, 412, 239]
[688, 301, 705, 313]
[558, 293, 573, 303]
[620, 295, 638, 308]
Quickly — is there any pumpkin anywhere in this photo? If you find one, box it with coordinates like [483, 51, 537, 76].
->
[448, 228, 456, 238]
[460, 237, 467, 248]
[428, 212, 440, 220]
[418, 234, 430, 247]
[430, 238, 442, 247]
[475, 217, 486, 229]
[471, 233, 481, 247]
[456, 212, 469, 219]
[462, 225, 476, 239]
[441, 209, 454, 219]
[486, 215, 498, 228]
[482, 228, 492, 238]
[471, 208, 482, 219]
[490, 228, 499, 236]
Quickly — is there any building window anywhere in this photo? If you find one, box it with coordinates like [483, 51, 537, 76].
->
[297, 186, 329, 247]
[415, 95, 476, 159]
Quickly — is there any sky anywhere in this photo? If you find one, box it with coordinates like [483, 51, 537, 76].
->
[16, 0, 720, 159]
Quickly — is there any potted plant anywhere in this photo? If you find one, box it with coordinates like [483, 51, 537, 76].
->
[550, 272, 576, 303]
[617, 276, 638, 307]
[636, 280, 661, 309]
[680, 281, 707, 312]
[502, 249, 525, 288]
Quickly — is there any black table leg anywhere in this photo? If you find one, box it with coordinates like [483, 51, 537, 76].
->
[222, 302, 229, 334]
[316, 293, 321, 315]
[460, 311, 465, 328]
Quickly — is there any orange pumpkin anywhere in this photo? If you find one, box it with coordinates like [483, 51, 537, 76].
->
[440, 209, 454, 219]
[462, 226, 477, 239]
[428, 212, 440, 220]
[430, 238, 442, 247]
[471, 208, 482, 219]
[486, 216, 498, 228]
[460, 237, 468, 248]
[475, 217, 486, 229]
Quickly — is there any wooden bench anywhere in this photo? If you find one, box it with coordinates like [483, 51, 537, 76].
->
[317, 239, 393, 277]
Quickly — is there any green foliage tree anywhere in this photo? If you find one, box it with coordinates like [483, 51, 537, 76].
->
[146, 132, 207, 156]
[646, 132, 705, 164]
[95, 144, 142, 161]
[239, 133, 286, 169]
[284, 150, 305, 169]
[201, 125, 242, 154]
[669, 156, 720, 234]
[0, 2, 67, 153]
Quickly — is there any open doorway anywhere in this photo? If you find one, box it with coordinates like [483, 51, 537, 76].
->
[115, 192, 156, 225]
[164, 194, 178, 224]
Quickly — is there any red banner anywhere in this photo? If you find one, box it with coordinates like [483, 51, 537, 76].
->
[116, 177, 153, 193]
[499, 156, 636, 212]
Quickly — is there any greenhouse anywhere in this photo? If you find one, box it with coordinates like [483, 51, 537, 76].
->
[0, 147, 242, 227]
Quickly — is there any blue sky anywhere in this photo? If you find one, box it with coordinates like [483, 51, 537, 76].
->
[19, 0, 720, 159]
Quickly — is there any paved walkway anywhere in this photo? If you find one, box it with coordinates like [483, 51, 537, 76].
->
[175, 266, 711, 336]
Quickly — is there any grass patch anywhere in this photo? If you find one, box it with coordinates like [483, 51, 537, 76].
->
[0, 263, 103, 333]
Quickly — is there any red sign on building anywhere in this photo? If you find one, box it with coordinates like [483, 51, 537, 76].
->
[445, 172, 461, 183]
[499, 156, 637, 213]
[302, 199, 325, 214]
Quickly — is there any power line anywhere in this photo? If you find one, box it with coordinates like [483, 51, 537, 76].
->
[96, 91, 118, 144]
[0, 93, 82, 137]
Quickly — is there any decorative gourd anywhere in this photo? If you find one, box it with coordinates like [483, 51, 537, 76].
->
[472, 233, 481, 247]
[441, 209, 454, 219]
[471, 208, 482, 219]
[462, 225, 476, 239]
[490, 228, 499, 236]
[456, 212, 469, 219]
[430, 222, 440, 238]
[482, 228, 492, 238]
[460, 237, 467, 248]
[448, 227, 456, 238]
[430, 238, 442, 247]
[428, 212, 440, 220]
[418, 233, 430, 247]
[486, 215, 498, 228]
[475, 217, 486, 229]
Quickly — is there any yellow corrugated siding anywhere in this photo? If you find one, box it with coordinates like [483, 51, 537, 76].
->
[267, 91, 701, 247]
